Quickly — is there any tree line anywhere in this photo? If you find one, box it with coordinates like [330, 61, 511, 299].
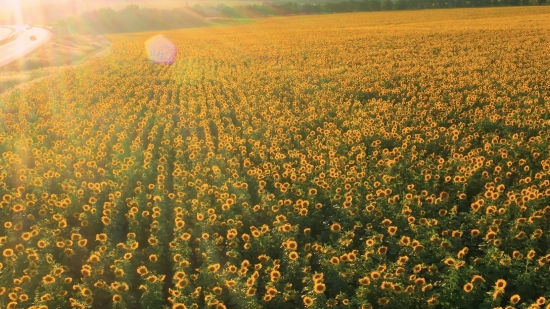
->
[55, 5, 209, 34]
[215, 0, 548, 17]
[54, 0, 549, 34]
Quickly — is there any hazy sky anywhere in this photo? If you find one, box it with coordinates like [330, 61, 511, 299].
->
[0, 0, 249, 23]
[0, 1, 140, 22]
[1, 0, 59, 6]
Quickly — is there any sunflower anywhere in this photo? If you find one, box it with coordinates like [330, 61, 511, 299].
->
[88, 254, 100, 263]
[145, 275, 157, 284]
[359, 276, 371, 286]
[43, 275, 55, 284]
[40, 293, 52, 301]
[378, 246, 388, 254]
[395, 267, 405, 275]
[397, 256, 409, 265]
[330, 223, 342, 232]
[381, 281, 393, 290]
[81, 288, 92, 297]
[414, 278, 426, 286]
[303, 296, 314, 307]
[486, 232, 497, 240]
[208, 263, 220, 272]
[96, 234, 107, 242]
[288, 251, 299, 261]
[246, 288, 256, 297]
[463, 283, 473, 292]
[427, 297, 439, 306]
[94, 281, 106, 288]
[225, 280, 236, 289]
[101, 216, 111, 225]
[176, 279, 188, 289]
[495, 279, 507, 290]
[399, 236, 411, 246]
[180, 233, 191, 241]
[137, 266, 148, 276]
[213, 286, 223, 295]
[471, 275, 485, 283]
[81, 265, 91, 276]
[53, 268, 64, 276]
[110, 267, 125, 278]
[314, 283, 326, 294]
[270, 270, 281, 282]
[113, 294, 123, 303]
[510, 294, 521, 305]
[286, 240, 298, 250]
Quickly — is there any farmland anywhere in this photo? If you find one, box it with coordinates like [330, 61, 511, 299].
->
[1, 6, 550, 309]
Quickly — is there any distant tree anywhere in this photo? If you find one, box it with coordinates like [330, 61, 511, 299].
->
[396, 0, 409, 10]
[369, 0, 383, 10]
[278, 2, 301, 14]
[415, 0, 428, 9]
[219, 4, 240, 17]
[381, 0, 394, 9]
[191, 4, 206, 16]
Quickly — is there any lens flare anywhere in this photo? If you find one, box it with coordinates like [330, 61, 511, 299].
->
[145, 35, 177, 65]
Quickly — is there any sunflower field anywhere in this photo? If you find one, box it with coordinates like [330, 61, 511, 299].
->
[1, 6, 550, 309]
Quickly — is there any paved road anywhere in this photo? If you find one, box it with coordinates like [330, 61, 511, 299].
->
[0, 27, 12, 41]
[0, 26, 52, 68]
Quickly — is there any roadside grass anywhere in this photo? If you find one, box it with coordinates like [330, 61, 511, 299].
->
[0, 26, 13, 40]
[0, 34, 110, 94]
[1, 34, 110, 71]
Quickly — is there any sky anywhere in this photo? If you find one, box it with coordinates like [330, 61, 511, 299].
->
[0, 0, 62, 9]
